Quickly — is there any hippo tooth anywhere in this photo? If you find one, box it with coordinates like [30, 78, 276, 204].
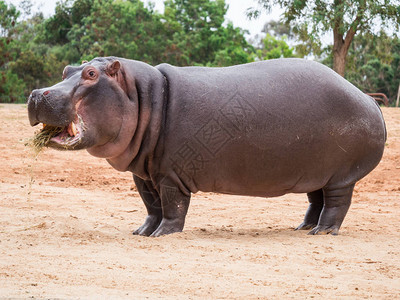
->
[72, 122, 78, 136]
[68, 122, 77, 137]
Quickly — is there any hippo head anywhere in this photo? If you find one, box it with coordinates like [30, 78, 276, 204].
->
[27, 57, 139, 159]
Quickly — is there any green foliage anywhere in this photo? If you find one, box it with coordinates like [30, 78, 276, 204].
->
[0, 0, 19, 39]
[162, 0, 244, 65]
[0, 0, 23, 102]
[1, 0, 399, 105]
[256, 34, 296, 60]
[345, 32, 400, 105]
[250, 0, 400, 75]
[0, 0, 256, 103]
[41, 0, 93, 45]
[162, 0, 254, 66]
[6, 6, 68, 100]
[250, 0, 400, 40]
[65, 0, 168, 64]
[0, 69, 26, 103]
[32, 0, 254, 67]
[252, 21, 297, 60]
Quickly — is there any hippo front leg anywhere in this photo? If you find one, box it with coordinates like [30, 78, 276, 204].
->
[133, 175, 163, 236]
[308, 184, 354, 235]
[150, 177, 191, 237]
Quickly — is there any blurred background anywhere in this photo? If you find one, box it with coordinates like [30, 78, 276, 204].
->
[1, 0, 399, 105]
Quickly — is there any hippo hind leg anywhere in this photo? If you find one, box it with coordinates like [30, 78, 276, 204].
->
[132, 175, 163, 236]
[295, 189, 324, 231]
[308, 184, 355, 235]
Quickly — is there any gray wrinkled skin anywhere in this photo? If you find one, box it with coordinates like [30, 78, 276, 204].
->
[27, 57, 386, 237]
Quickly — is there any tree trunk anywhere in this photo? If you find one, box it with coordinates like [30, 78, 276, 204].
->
[332, 0, 360, 77]
[396, 82, 400, 107]
[332, 43, 347, 77]
[332, 27, 356, 77]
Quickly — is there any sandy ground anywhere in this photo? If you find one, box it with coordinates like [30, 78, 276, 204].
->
[0, 104, 399, 299]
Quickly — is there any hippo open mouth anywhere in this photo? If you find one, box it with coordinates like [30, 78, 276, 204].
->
[49, 115, 85, 147]
[33, 115, 85, 150]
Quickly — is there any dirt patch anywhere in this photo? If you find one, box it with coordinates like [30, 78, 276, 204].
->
[0, 104, 399, 298]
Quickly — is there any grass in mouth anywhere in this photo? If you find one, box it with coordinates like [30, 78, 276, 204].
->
[29, 125, 64, 153]
[25, 125, 64, 201]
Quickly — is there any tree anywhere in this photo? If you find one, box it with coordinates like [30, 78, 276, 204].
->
[47, 0, 174, 65]
[252, 21, 298, 60]
[248, 0, 400, 76]
[41, 0, 93, 45]
[0, 0, 19, 69]
[10, 6, 70, 96]
[0, 0, 26, 103]
[0, 0, 255, 103]
[255, 34, 296, 60]
[210, 23, 255, 66]
[163, 0, 253, 66]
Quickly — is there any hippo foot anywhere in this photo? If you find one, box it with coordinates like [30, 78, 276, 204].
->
[150, 219, 184, 237]
[133, 215, 162, 236]
[307, 225, 340, 235]
[295, 222, 317, 231]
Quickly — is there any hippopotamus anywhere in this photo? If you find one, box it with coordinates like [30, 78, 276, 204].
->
[27, 57, 386, 237]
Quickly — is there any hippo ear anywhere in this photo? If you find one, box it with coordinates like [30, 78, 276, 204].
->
[107, 60, 121, 76]
[108, 60, 132, 98]
[81, 60, 88, 65]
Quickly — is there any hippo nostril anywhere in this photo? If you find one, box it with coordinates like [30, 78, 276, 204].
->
[29, 89, 40, 101]
[28, 92, 37, 105]
[43, 90, 50, 96]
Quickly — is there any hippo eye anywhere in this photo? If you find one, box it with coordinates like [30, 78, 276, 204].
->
[83, 67, 98, 80]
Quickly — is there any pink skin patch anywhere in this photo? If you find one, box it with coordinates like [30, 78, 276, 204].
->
[43, 91, 50, 96]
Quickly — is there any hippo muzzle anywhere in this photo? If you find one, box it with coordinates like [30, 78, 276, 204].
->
[27, 87, 75, 127]
[27, 77, 85, 150]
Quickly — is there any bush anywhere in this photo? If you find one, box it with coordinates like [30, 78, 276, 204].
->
[0, 70, 26, 103]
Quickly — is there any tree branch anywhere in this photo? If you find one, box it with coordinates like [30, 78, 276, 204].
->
[333, 0, 344, 44]
[343, 1, 366, 51]
[343, 26, 356, 50]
